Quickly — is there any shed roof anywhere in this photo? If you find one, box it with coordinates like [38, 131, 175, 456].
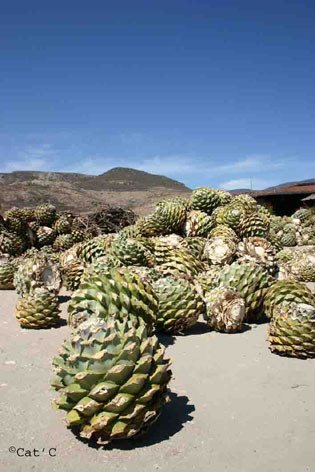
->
[302, 193, 315, 201]
[252, 184, 315, 197]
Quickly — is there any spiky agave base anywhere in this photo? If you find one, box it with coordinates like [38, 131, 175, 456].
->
[268, 302, 315, 358]
[68, 267, 158, 331]
[217, 262, 273, 322]
[62, 259, 86, 291]
[51, 317, 172, 443]
[0, 260, 16, 289]
[153, 276, 204, 334]
[264, 280, 315, 319]
[15, 287, 61, 329]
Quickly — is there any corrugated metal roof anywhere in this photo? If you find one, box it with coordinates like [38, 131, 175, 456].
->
[302, 193, 315, 201]
[252, 184, 315, 197]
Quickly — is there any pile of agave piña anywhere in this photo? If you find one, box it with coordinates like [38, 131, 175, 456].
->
[1, 189, 315, 443]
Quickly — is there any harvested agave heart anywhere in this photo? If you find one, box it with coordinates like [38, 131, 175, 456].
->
[51, 316, 172, 443]
[0, 257, 16, 289]
[14, 254, 62, 298]
[68, 267, 158, 331]
[16, 287, 61, 329]
[153, 276, 205, 334]
[268, 302, 315, 358]
[203, 287, 245, 333]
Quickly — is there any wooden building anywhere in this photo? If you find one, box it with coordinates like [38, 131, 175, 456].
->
[251, 185, 315, 216]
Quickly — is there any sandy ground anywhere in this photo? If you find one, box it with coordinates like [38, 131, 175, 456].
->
[0, 290, 314, 472]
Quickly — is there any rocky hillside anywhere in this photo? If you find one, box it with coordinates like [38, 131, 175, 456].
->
[0, 167, 191, 215]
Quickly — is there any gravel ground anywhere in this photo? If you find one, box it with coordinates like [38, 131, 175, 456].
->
[0, 290, 314, 472]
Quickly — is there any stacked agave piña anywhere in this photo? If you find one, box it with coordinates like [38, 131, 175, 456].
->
[215, 262, 273, 323]
[264, 279, 315, 358]
[14, 252, 62, 298]
[0, 203, 106, 262]
[16, 287, 61, 329]
[153, 276, 204, 334]
[54, 264, 172, 442]
[51, 316, 172, 443]
[68, 267, 158, 331]
[121, 188, 273, 332]
[13, 252, 62, 329]
[47, 191, 313, 444]
[1, 187, 315, 443]
[263, 280, 315, 320]
[268, 302, 315, 358]
[0, 202, 137, 341]
[276, 246, 315, 285]
[203, 287, 245, 333]
[0, 257, 16, 289]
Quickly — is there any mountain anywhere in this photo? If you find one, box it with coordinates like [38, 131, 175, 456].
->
[79, 167, 189, 191]
[0, 167, 191, 215]
[1, 168, 314, 215]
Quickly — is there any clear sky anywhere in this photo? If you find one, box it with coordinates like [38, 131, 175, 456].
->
[1, 0, 314, 189]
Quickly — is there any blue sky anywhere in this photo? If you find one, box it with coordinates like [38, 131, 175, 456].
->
[1, 0, 314, 189]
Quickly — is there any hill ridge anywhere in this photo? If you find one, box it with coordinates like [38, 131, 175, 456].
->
[0, 167, 190, 215]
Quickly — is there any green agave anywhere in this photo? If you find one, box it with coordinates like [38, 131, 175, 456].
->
[232, 194, 257, 211]
[154, 198, 188, 233]
[268, 302, 315, 359]
[16, 287, 61, 329]
[0, 260, 16, 289]
[191, 187, 221, 215]
[51, 316, 172, 442]
[78, 235, 115, 263]
[0, 231, 26, 257]
[35, 203, 57, 226]
[153, 234, 188, 265]
[215, 203, 245, 231]
[110, 235, 155, 267]
[153, 276, 204, 334]
[238, 212, 269, 238]
[53, 234, 75, 252]
[36, 226, 57, 247]
[184, 210, 214, 237]
[62, 258, 86, 291]
[264, 280, 315, 319]
[68, 267, 158, 331]
[157, 248, 205, 278]
[217, 262, 273, 322]
[54, 215, 73, 235]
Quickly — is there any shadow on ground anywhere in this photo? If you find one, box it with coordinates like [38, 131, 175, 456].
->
[238, 324, 252, 333]
[254, 315, 270, 325]
[58, 295, 71, 304]
[157, 322, 211, 345]
[157, 333, 176, 347]
[55, 318, 68, 328]
[79, 392, 195, 450]
[185, 321, 211, 336]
